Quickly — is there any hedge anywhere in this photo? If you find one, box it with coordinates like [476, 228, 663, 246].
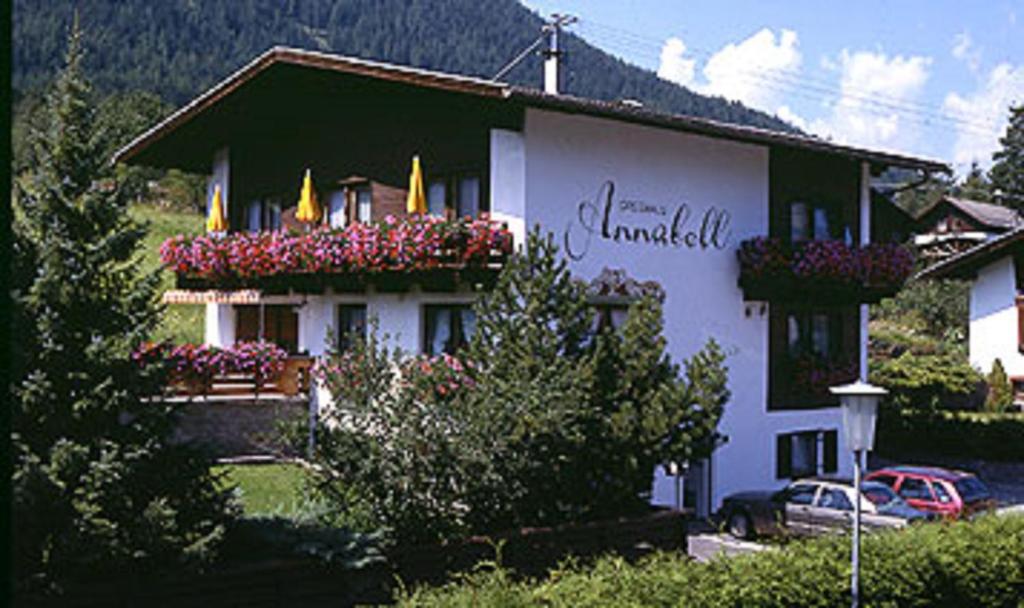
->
[876, 409, 1024, 462]
[398, 514, 1024, 607]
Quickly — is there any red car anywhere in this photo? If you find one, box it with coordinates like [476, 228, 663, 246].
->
[865, 465, 997, 520]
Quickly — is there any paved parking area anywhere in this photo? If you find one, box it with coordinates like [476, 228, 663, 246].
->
[686, 520, 771, 563]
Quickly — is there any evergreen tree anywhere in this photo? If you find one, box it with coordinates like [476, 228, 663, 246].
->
[985, 359, 1013, 413]
[11, 18, 233, 594]
[990, 104, 1024, 212]
[955, 161, 992, 202]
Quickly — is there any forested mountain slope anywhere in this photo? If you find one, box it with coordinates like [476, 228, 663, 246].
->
[13, 0, 796, 132]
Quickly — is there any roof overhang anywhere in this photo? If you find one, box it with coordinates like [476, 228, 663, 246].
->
[114, 46, 950, 175]
[917, 227, 1024, 280]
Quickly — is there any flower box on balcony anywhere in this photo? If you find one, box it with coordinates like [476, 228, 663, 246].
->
[737, 237, 913, 304]
[161, 215, 513, 293]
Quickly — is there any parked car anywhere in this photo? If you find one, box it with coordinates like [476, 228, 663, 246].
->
[719, 477, 932, 540]
[864, 465, 997, 520]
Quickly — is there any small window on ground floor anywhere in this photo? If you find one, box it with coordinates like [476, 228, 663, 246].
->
[337, 304, 367, 352]
[776, 428, 838, 479]
[424, 304, 475, 355]
[235, 304, 299, 354]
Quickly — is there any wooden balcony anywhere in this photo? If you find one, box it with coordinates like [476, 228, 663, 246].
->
[163, 356, 314, 404]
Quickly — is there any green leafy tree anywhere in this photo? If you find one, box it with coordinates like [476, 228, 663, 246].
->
[312, 230, 729, 543]
[990, 104, 1024, 212]
[10, 19, 233, 594]
[984, 359, 1014, 413]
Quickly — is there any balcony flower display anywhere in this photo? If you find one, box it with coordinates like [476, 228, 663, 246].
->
[737, 237, 914, 302]
[134, 340, 288, 395]
[160, 215, 512, 285]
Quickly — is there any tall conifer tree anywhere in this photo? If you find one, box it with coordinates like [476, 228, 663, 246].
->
[990, 104, 1024, 212]
[11, 17, 232, 593]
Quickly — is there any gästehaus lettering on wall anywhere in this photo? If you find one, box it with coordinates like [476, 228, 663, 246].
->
[563, 180, 733, 261]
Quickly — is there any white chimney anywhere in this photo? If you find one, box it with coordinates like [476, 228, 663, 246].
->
[544, 29, 560, 94]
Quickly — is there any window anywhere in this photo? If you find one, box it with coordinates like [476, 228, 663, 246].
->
[818, 488, 853, 511]
[337, 304, 367, 352]
[424, 304, 476, 355]
[424, 172, 485, 218]
[784, 484, 819, 505]
[870, 474, 898, 489]
[457, 175, 481, 218]
[427, 179, 447, 216]
[790, 202, 837, 243]
[776, 429, 838, 479]
[931, 481, 953, 504]
[356, 186, 372, 223]
[770, 304, 858, 409]
[245, 198, 282, 232]
[247, 200, 262, 233]
[898, 477, 933, 501]
[235, 304, 299, 353]
[328, 190, 347, 228]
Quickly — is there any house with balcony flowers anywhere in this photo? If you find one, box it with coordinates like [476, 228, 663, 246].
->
[116, 46, 946, 517]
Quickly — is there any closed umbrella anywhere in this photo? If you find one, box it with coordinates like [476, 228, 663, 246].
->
[206, 184, 228, 233]
[406, 155, 427, 215]
[295, 169, 323, 224]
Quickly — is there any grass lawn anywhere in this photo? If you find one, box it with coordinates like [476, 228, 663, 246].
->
[214, 463, 310, 518]
[130, 203, 205, 343]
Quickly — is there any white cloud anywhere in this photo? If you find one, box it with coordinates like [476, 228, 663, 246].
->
[808, 50, 931, 151]
[951, 31, 981, 73]
[943, 62, 1024, 171]
[657, 37, 696, 87]
[657, 28, 801, 114]
[699, 28, 802, 111]
[775, 104, 808, 131]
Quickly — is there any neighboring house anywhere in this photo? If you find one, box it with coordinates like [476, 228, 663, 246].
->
[919, 227, 1024, 406]
[115, 46, 946, 517]
[914, 196, 1023, 261]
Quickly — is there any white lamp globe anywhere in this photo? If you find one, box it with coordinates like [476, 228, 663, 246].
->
[829, 380, 888, 452]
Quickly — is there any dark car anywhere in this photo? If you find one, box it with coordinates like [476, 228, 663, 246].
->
[865, 465, 997, 520]
[719, 477, 932, 539]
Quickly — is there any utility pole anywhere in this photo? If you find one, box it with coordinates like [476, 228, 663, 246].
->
[542, 13, 577, 94]
[492, 13, 577, 93]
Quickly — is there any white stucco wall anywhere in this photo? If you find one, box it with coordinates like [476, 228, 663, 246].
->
[969, 256, 1023, 377]
[518, 108, 852, 510]
[490, 129, 527, 247]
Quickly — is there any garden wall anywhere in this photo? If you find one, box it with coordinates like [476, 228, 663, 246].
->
[171, 400, 307, 458]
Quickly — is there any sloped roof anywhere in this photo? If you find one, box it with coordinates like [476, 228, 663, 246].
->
[917, 226, 1024, 280]
[917, 196, 1024, 231]
[113, 46, 949, 173]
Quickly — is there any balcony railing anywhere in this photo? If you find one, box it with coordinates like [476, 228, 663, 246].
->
[160, 215, 513, 292]
[737, 237, 914, 304]
[134, 341, 312, 400]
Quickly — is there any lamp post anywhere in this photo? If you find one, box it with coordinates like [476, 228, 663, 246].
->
[830, 380, 887, 608]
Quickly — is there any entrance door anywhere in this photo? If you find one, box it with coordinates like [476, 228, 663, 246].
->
[682, 459, 712, 519]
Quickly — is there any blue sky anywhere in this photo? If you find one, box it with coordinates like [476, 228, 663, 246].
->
[521, 0, 1024, 175]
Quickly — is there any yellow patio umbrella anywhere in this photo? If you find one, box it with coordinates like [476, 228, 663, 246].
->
[406, 155, 427, 215]
[206, 184, 228, 233]
[295, 168, 323, 224]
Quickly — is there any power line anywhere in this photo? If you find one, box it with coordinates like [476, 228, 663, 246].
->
[573, 19, 1013, 137]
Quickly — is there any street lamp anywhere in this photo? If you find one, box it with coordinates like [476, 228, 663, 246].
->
[830, 380, 887, 608]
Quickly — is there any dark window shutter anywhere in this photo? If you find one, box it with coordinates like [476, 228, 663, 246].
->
[1017, 298, 1024, 353]
[823, 430, 838, 473]
[777, 434, 793, 479]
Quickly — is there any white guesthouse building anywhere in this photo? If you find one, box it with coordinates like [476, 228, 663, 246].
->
[116, 47, 947, 516]
[921, 227, 1024, 405]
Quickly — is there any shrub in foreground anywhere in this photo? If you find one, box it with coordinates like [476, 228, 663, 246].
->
[398, 514, 1024, 607]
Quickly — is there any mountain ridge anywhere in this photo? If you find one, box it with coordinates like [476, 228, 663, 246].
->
[13, 0, 797, 134]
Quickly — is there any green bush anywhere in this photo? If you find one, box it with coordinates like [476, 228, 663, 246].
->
[398, 514, 1024, 607]
[869, 351, 983, 411]
[876, 409, 1024, 461]
[310, 232, 729, 545]
[985, 359, 1014, 413]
